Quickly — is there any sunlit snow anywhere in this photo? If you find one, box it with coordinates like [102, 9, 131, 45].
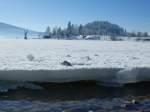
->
[0, 39, 149, 70]
[0, 39, 150, 84]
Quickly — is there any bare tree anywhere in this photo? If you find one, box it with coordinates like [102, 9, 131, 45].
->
[24, 30, 29, 40]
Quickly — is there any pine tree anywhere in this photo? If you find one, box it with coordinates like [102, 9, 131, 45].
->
[45, 26, 51, 35]
[57, 27, 62, 39]
[43, 26, 51, 39]
[67, 21, 72, 37]
[46, 26, 51, 36]
[137, 32, 142, 37]
[52, 27, 57, 36]
[143, 32, 149, 37]
[79, 24, 84, 35]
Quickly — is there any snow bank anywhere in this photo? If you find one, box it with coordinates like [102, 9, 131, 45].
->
[0, 68, 150, 85]
[0, 40, 149, 86]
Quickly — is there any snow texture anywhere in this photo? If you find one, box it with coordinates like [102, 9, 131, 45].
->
[0, 39, 150, 84]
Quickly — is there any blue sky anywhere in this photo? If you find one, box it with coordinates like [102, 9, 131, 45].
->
[0, 0, 150, 33]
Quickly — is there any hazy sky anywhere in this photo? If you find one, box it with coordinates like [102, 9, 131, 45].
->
[0, 0, 150, 33]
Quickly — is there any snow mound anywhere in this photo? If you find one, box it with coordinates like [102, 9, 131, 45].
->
[116, 68, 150, 84]
[27, 54, 35, 61]
[116, 68, 139, 84]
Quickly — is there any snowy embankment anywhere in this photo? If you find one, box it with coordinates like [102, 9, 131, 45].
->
[0, 39, 150, 86]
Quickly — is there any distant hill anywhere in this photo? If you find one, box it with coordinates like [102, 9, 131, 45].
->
[83, 21, 126, 36]
[0, 22, 41, 38]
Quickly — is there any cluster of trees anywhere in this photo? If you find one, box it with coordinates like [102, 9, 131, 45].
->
[44, 22, 85, 39]
[43, 21, 149, 39]
[43, 21, 127, 39]
[128, 31, 149, 37]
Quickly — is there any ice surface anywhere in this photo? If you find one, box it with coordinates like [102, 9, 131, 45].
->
[0, 39, 150, 84]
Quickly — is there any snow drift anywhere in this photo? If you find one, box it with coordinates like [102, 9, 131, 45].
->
[0, 40, 150, 88]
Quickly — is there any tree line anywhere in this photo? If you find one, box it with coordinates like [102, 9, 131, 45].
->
[43, 21, 149, 39]
[128, 31, 149, 37]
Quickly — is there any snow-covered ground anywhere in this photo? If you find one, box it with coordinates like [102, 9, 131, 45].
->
[0, 39, 150, 70]
[0, 39, 150, 84]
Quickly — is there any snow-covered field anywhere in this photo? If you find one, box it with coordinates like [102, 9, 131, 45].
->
[0, 39, 150, 84]
[1, 39, 150, 70]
